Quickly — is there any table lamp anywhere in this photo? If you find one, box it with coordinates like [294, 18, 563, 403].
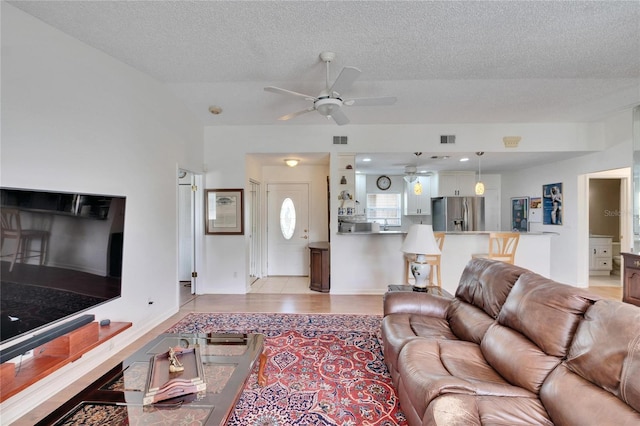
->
[401, 224, 441, 291]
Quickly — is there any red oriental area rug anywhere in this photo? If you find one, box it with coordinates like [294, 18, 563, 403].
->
[166, 313, 407, 426]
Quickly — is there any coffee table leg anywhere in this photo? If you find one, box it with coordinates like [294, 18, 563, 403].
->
[257, 352, 267, 386]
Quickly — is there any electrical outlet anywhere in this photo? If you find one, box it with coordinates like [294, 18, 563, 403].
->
[148, 298, 154, 305]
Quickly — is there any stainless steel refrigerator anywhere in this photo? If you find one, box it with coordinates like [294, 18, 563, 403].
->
[431, 196, 485, 232]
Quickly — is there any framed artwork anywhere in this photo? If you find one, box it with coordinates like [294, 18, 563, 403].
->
[542, 183, 563, 225]
[529, 197, 542, 223]
[205, 189, 244, 235]
[511, 197, 529, 232]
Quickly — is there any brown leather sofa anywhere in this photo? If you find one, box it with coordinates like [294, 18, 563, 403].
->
[382, 258, 640, 425]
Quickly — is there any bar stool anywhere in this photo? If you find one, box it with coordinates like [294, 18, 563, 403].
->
[404, 232, 445, 287]
[1, 208, 50, 272]
[472, 232, 520, 265]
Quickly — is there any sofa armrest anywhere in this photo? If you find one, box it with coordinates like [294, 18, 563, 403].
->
[383, 291, 451, 318]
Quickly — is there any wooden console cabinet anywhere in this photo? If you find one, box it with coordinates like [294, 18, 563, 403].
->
[309, 242, 330, 293]
[621, 253, 640, 307]
[0, 321, 131, 402]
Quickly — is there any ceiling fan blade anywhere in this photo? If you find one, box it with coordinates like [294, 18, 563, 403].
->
[330, 108, 350, 126]
[343, 96, 397, 106]
[264, 86, 317, 101]
[329, 66, 361, 97]
[278, 107, 315, 121]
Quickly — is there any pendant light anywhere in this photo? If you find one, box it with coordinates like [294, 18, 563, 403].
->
[475, 152, 485, 195]
[413, 180, 423, 195]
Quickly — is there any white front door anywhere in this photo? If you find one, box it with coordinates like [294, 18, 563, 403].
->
[267, 183, 310, 276]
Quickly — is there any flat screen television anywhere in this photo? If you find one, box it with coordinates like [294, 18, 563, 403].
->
[0, 188, 125, 344]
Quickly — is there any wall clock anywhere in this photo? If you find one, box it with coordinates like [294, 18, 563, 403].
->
[376, 175, 392, 190]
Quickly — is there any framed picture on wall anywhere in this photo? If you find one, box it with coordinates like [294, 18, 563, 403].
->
[542, 183, 563, 225]
[205, 189, 244, 235]
[511, 197, 529, 232]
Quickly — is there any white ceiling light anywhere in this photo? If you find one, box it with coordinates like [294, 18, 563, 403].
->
[284, 159, 299, 167]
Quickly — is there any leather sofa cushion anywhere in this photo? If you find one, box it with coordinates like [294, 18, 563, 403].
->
[564, 299, 640, 412]
[497, 272, 598, 357]
[455, 258, 528, 319]
[398, 339, 535, 416]
[481, 323, 561, 394]
[447, 298, 495, 344]
[381, 313, 458, 385]
[425, 394, 553, 426]
[541, 364, 640, 425]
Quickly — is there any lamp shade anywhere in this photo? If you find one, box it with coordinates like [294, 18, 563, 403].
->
[401, 224, 441, 255]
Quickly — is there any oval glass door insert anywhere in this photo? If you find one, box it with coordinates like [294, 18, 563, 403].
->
[280, 198, 296, 240]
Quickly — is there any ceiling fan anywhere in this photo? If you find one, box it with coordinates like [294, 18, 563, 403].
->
[264, 51, 397, 126]
[400, 153, 433, 183]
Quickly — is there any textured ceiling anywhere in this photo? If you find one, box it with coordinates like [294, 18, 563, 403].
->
[8, 0, 640, 128]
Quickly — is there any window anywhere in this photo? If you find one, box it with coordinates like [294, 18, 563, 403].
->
[366, 193, 401, 226]
[280, 198, 296, 239]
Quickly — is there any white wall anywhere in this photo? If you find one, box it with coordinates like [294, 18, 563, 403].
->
[501, 110, 634, 285]
[1, 4, 203, 421]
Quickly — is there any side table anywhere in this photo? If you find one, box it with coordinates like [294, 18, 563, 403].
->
[387, 284, 453, 298]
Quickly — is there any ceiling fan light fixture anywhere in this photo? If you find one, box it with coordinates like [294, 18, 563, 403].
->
[284, 159, 299, 167]
[315, 98, 342, 116]
[403, 175, 417, 184]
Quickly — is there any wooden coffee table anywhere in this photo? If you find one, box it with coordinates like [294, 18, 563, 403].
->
[36, 333, 265, 426]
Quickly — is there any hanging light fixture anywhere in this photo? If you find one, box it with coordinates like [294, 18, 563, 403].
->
[475, 152, 485, 195]
[413, 180, 423, 195]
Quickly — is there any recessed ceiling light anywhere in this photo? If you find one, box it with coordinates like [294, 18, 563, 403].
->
[362, 158, 372, 162]
[460, 157, 470, 162]
[208, 105, 223, 115]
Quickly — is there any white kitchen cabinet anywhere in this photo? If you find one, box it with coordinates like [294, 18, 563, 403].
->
[404, 176, 431, 215]
[589, 236, 612, 276]
[431, 171, 477, 197]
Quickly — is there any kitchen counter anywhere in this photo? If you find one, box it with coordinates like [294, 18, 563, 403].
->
[330, 231, 553, 296]
[336, 230, 405, 235]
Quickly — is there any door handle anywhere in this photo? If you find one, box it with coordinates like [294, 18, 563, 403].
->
[301, 235, 308, 239]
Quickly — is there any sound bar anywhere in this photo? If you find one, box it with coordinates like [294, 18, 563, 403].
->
[0, 314, 95, 364]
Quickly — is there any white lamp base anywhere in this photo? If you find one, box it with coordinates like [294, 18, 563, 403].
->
[411, 261, 431, 291]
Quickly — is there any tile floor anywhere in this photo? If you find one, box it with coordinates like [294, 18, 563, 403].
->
[248, 276, 316, 294]
[589, 273, 622, 287]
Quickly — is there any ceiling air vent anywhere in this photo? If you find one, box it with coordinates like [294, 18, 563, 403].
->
[440, 135, 456, 144]
[333, 136, 348, 145]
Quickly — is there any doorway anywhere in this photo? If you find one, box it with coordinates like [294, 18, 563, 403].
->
[249, 179, 261, 284]
[178, 169, 197, 305]
[587, 168, 631, 291]
[267, 183, 310, 276]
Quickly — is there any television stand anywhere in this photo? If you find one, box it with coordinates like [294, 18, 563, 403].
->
[0, 321, 131, 402]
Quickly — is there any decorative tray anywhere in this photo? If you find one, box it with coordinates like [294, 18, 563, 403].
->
[143, 346, 205, 405]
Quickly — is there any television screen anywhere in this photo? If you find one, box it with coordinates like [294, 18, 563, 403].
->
[0, 188, 125, 344]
